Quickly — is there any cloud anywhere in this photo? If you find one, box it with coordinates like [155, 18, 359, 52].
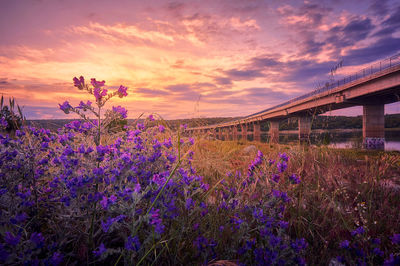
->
[0, 78, 9, 85]
[368, 0, 391, 16]
[243, 87, 291, 100]
[213, 77, 233, 85]
[70, 22, 176, 46]
[134, 88, 170, 97]
[343, 37, 400, 65]
[373, 5, 400, 37]
[223, 68, 265, 81]
[382, 5, 400, 26]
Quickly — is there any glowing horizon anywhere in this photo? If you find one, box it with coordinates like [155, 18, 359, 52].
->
[1, 0, 400, 120]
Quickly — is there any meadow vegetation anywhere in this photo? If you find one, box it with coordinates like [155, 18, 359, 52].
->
[0, 77, 399, 265]
[191, 139, 400, 265]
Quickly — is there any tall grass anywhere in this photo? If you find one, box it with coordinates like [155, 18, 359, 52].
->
[191, 138, 400, 264]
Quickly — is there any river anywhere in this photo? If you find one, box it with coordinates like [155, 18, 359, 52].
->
[265, 129, 400, 151]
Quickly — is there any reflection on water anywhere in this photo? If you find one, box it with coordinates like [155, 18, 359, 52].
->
[329, 140, 400, 151]
[275, 129, 400, 151]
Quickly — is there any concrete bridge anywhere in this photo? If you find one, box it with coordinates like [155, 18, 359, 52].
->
[186, 54, 400, 149]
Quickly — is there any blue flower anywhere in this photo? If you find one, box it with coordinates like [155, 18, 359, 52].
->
[4, 232, 20, 246]
[339, 240, 350, 249]
[93, 243, 106, 257]
[289, 174, 301, 184]
[277, 161, 287, 173]
[279, 152, 289, 162]
[125, 236, 140, 252]
[50, 252, 63, 265]
[351, 226, 365, 237]
[185, 197, 195, 210]
[112, 106, 128, 118]
[59, 101, 72, 114]
[30, 232, 45, 248]
[391, 233, 400, 245]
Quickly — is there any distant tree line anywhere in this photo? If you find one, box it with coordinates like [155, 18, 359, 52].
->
[26, 114, 400, 132]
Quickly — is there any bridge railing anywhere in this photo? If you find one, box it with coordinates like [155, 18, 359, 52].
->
[190, 53, 400, 129]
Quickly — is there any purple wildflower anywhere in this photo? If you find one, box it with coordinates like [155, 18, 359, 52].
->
[149, 209, 165, 234]
[91, 78, 105, 88]
[50, 252, 63, 265]
[292, 238, 308, 253]
[339, 240, 350, 249]
[93, 87, 108, 101]
[385, 254, 400, 265]
[109, 194, 117, 204]
[133, 183, 141, 193]
[185, 197, 195, 210]
[112, 106, 128, 119]
[351, 226, 365, 236]
[277, 161, 287, 173]
[0, 117, 7, 128]
[4, 232, 20, 246]
[30, 232, 45, 248]
[279, 152, 289, 162]
[73, 76, 85, 89]
[59, 101, 72, 114]
[279, 220, 289, 229]
[193, 236, 209, 253]
[117, 85, 128, 97]
[93, 243, 106, 257]
[193, 223, 199, 231]
[158, 125, 165, 133]
[0, 243, 9, 262]
[391, 234, 400, 245]
[76, 100, 92, 109]
[101, 215, 125, 233]
[100, 196, 108, 210]
[125, 236, 140, 251]
[272, 174, 280, 183]
[289, 174, 301, 184]
[373, 247, 384, 257]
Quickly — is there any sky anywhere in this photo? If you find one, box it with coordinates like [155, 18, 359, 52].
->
[0, 0, 400, 120]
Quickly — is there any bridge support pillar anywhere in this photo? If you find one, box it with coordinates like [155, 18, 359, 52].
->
[233, 125, 238, 141]
[269, 120, 280, 143]
[210, 129, 215, 140]
[224, 127, 229, 141]
[298, 116, 311, 144]
[241, 124, 247, 141]
[363, 104, 385, 149]
[253, 122, 261, 142]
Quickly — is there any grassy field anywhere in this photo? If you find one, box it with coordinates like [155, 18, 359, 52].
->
[190, 138, 400, 265]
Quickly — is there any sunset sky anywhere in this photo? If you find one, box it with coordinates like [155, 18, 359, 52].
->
[0, 0, 400, 119]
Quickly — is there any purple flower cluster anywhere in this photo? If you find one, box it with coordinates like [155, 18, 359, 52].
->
[0, 117, 7, 128]
[73, 76, 85, 89]
[112, 106, 128, 119]
[59, 101, 72, 114]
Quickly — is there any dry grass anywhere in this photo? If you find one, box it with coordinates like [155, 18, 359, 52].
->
[190, 138, 400, 264]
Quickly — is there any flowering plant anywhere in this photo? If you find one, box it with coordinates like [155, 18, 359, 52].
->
[0, 76, 311, 265]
